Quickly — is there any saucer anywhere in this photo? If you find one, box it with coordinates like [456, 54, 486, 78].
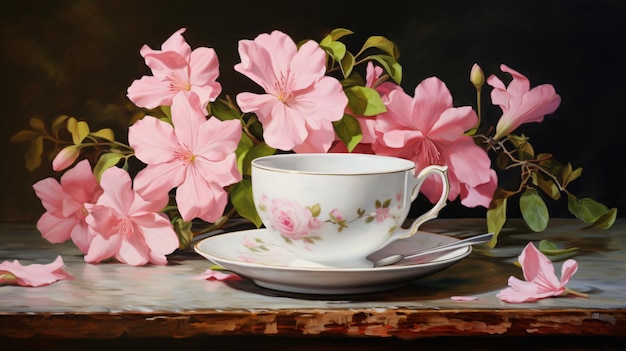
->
[194, 228, 471, 294]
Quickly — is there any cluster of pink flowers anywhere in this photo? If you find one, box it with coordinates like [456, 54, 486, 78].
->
[32, 27, 561, 267]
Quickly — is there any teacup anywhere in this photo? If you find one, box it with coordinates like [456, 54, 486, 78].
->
[251, 153, 449, 267]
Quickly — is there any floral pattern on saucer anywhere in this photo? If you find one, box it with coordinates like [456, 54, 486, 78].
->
[194, 228, 473, 294]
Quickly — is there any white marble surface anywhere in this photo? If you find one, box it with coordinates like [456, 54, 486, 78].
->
[1, 218, 625, 313]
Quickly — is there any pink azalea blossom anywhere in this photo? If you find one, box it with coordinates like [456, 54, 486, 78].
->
[487, 64, 561, 140]
[32, 159, 103, 253]
[129, 93, 242, 223]
[372, 77, 497, 208]
[497, 242, 587, 303]
[234, 30, 348, 152]
[0, 256, 72, 287]
[127, 28, 222, 111]
[84, 166, 179, 266]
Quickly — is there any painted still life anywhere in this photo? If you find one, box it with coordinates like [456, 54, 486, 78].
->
[1, 2, 625, 345]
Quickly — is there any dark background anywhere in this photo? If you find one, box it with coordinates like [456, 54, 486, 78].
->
[1, 0, 624, 223]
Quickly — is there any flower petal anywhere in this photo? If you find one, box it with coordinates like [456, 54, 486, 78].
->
[0, 256, 72, 287]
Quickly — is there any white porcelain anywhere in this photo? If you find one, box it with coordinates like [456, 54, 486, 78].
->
[251, 153, 450, 267]
[194, 228, 470, 294]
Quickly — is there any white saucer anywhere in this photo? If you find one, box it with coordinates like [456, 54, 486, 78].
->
[194, 228, 471, 294]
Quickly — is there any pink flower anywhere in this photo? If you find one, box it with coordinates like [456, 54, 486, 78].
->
[487, 64, 561, 140]
[268, 198, 316, 240]
[330, 208, 344, 221]
[32, 160, 103, 253]
[84, 166, 179, 266]
[0, 256, 72, 287]
[127, 28, 222, 111]
[234, 30, 348, 152]
[497, 242, 586, 303]
[129, 93, 242, 223]
[375, 207, 391, 223]
[52, 145, 80, 171]
[372, 77, 496, 208]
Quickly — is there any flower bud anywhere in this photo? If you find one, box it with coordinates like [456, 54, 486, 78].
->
[52, 145, 80, 171]
[470, 63, 485, 90]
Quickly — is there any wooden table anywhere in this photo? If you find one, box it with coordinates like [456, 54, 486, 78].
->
[1, 218, 625, 350]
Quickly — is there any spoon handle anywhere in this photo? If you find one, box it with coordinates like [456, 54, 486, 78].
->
[402, 232, 493, 260]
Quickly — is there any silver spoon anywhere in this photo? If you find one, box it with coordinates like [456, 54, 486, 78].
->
[372, 232, 494, 267]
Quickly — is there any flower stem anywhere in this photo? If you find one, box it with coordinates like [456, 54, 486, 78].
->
[563, 287, 589, 298]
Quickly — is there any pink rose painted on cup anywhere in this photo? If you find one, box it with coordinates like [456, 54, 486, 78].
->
[269, 198, 318, 240]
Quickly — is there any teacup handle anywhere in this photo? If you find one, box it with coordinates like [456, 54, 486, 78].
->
[393, 165, 450, 240]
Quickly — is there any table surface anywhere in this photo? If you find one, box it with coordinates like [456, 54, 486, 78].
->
[1, 218, 625, 346]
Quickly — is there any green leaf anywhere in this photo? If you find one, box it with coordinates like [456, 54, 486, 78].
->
[241, 143, 275, 176]
[25, 135, 44, 171]
[486, 198, 507, 248]
[340, 70, 366, 87]
[489, 187, 517, 209]
[9, 130, 39, 143]
[538, 239, 579, 257]
[211, 98, 242, 121]
[359, 36, 400, 59]
[235, 133, 254, 174]
[52, 115, 70, 137]
[93, 153, 123, 181]
[332, 114, 362, 152]
[173, 217, 194, 250]
[519, 188, 549, 232]
[328, 28, 354, 41]
[344, 85, 386, 116]
[368, 54, 402, 84]
[532, 171, 560, 200]
[28, 117, 46, 133]
[90, 128, 115, 142]
[66, 117, 90, 145]
[320, 40, 347, 62]
[339, 51, 355, 78]
[230, 180, 263, 228]
[567, 193, 610, 224]
[590, 207, 617, 229]
[160, 105, 172, 120]
[308, 204, 321, 217]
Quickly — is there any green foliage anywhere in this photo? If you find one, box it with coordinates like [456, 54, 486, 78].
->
[344, 86, 386, 116]
[230, 180, 262, 228]
[567, 194, 617, 228]
[486, 197, 507, 248]
[333, 114, 363, 152]
[520, 188, 549, 232]
[93, 152, 124, 181]
[173, 217, 194, 250]
[538, 239, 579, 258]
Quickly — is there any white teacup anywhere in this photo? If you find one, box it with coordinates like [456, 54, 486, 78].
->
[251, 153, 449, 267]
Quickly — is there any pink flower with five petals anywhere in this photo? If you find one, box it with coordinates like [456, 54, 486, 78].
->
[372, 77, 497, 208]
[234, 30, 348, 152]
[487, 64, 561, 140]
[84, 167, 179, 266]
[32, 159, 103, 253]
[497, 242, 587, 303]
[127, 28, 222, 111]
[129, 93, 242, 223]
